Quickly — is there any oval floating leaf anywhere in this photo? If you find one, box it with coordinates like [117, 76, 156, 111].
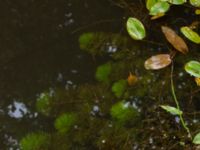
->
[150, 1, 170, 16]
[167, 0, 186, 5]
[162, 26, 189, 54]
[146, 0, 158, 10]
[126, 17, 146, 40]
[193, 132, 200, 144]
[181, 26, 200, 44]
[185, 61, 200, 78]
[160, 105, 183, 115]
[190, 0, 200, 7]
[144, 54, 172, 70]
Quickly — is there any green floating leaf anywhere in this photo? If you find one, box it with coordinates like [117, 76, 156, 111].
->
[146, 0, 158, 10]
[160, 105, 183, 115]
[54, 113, 77, 134]
[181, 26, 200, 44]
[150, 1, 170, 16]
[190, 0, 200, 7]
[185, 61, 200, 78]
[112, 79, 127, 98]
[95, 63, 112, 83]
[167, 0, 186, 5]
[126, 17, 146, 40]
[193, 132, 200, 144]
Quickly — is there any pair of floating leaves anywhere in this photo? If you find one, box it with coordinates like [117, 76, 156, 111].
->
[160, 105, 183, 115]
[185, 61, 200, 78]
[144, 54, 172, 70]
[162, 26, 189, 54]
[126, 17, 146, 40]
[181, 26, 200, 44]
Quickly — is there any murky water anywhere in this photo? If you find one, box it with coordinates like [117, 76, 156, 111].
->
[0, 0, 123, 149]
[1, 0, 200, 149]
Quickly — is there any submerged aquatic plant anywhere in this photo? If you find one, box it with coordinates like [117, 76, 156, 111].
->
[110, 101, 139, 125]
[20, 133, 50, 150]
[54, 113, 77, 134]
[36, 92, 52, 116]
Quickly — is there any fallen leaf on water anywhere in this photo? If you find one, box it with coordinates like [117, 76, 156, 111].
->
[144, 54, 172, 70]
[161, 26, 189, 54]
[195, 77, 200, 86]
[127, 72, 138, 86]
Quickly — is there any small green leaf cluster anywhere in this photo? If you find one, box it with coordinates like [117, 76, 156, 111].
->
[54, 113, 77, 134]
[20, 133, 50, 150]
[110, 101, 139, 125]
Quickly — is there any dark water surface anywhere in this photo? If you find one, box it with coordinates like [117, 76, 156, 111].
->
[0, 0, 123, 149]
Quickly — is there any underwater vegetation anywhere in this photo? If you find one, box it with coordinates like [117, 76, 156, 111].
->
[20, 133, 50, 150]
[18, 0, 200, 149]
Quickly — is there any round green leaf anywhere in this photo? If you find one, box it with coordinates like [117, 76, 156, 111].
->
[167, 0, 186, 5]
[190, 0, 200, 7]
[150, 1, 170, 15]
[181, 26, 200, 44]
[185, 61, 200, 78]
[146, 0, 158, 10]
[126, 17, 146, 40]
[193, 132, 200, 144]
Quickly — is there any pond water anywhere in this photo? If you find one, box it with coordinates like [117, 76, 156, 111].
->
[0, 0, 200, 149]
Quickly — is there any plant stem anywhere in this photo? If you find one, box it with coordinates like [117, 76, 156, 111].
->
[170, 64, 191, 138]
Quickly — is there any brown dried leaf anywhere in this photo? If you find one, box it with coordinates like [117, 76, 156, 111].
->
[144, 54, 172, 70]
[127, 72, 138, 86]
[161, 26, 188, 54]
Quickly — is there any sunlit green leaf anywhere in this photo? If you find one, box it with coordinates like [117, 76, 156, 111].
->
[146, 0, 158, 10]
[150, 1, 170, 16]
[190, 0, 200, 7]
[181, 26, 200, 44]
[126, 17, 146, 40]
[167, 0, 186, 5]
[185, 61, 200, 78]
[193, 132, 200, 144]
[160, 105, 183, 115]
[112, 79, 127, 98]
[144, 54, 172, 70]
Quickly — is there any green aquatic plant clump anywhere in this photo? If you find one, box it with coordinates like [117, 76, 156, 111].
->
[110, 101, 139, 125]
[95, 63, 112, 83]
[79, 32, 94, 50]
[54, 113, 77, 134]
[20, 133, 50, 150]
[111, 79, 127, 98]
[36, 92, 52, 116]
